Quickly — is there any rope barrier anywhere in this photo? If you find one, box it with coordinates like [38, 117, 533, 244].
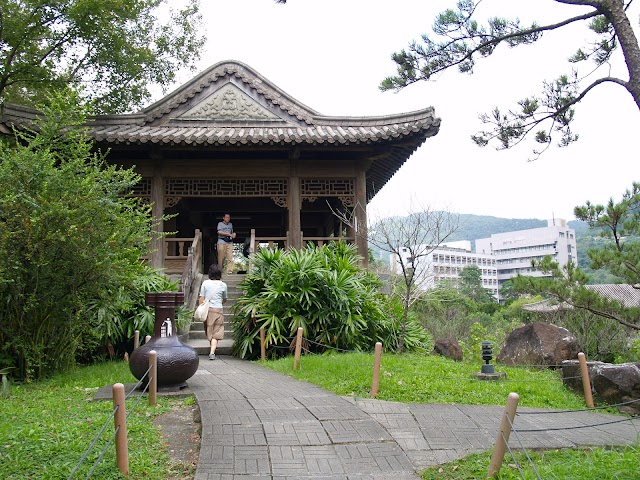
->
[126, 379, 151, 421]
[293, 341, 586, 384]
[124, 365, 151, 401]
[304, 338, 363, 354]
[67, 405, 120, 480]
[507, 414, 542, 480]
[500, 430, 526, 480]
[514, 415, 640, 432]
[300, 347, 375, 367]
[85, 425, 120, 479]
[517, 397, 640, 415]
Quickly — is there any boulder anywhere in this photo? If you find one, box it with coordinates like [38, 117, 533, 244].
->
[433, 338, 463, 361]
[497, 322, 580, 367]
[562, 360, 640, 415]
[561, 359, 604, 393]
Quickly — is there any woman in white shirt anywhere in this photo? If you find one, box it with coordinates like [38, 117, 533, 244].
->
[199, 264, 228, 360]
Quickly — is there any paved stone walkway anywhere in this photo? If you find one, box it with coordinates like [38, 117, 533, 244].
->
[186, 356, 640, 480]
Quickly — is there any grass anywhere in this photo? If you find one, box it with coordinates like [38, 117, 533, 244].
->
[421, 446, 640, 479]
[0, 361, 193, 479]
[262, 352, 586, 409]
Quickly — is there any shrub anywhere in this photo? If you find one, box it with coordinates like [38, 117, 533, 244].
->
[232, 243, 396, 358]
[0, 93, 153, 379]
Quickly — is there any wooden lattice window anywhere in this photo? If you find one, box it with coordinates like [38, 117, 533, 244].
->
[165, 178, 288, 197]
[301, 179, 354, 196]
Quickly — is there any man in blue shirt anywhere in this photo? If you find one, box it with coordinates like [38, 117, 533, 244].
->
[217, 213, 236, 274]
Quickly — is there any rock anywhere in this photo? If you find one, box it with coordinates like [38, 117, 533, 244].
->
[562, 360, 640, 415]
[592, 363, 640, 415]
[561, 359, 605, 393]
[433, 338, 463, 361]
[497, 322, 580, 367]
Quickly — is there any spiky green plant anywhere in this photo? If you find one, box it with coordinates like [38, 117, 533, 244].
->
[232, 243, 431, 358]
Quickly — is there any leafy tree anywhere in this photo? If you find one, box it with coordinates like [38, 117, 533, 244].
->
[459, 264, 493, 303]
[381, 0, 640, 158]
[574, 181, 640, 285]
[0, 91, 154, 379]
[0, 0, 204, 113]
[514, 183, 640, 331]
[333, 199, 459, 353]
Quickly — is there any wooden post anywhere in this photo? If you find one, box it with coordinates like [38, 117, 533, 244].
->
[145, 335, 151, 344]
[112, 383, 129, 476]
[371, 342, 383, 397]
[578, 352, 595, 408]
[293, 327, 303, 370]
[149, 350, 157, 407]
[260, 327, 266, 361]
[488, 392, 519, 478]
[133, 330, 139, 350]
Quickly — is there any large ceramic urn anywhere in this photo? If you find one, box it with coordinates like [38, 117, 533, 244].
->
[129, 292, 199, 387]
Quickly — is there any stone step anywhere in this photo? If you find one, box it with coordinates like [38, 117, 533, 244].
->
[186, 338, 234, 356]
[189, 319, 233, 332]
[186, 274, 245, 356]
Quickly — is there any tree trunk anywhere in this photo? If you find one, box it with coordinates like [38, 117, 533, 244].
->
[605, 0, 640, 110]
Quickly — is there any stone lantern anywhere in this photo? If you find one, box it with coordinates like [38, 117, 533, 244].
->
[129, 292, 199, 388]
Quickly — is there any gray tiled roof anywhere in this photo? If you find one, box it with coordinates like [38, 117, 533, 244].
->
[90, 116, 438, 146]
[0, 60, 441, 199]
[523, 284, 640, 312]
[585, 284, 640, 308]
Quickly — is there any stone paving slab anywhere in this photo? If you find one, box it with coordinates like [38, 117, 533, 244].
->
[188, 356, 640, 479]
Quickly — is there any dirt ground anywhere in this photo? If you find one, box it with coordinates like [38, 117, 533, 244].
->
[153, 400, 201, 480]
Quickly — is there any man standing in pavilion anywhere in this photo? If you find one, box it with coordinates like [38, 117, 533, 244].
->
[217, 213, 236, 275]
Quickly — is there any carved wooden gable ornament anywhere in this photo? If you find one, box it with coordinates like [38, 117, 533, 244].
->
[177, 83, 280, 122]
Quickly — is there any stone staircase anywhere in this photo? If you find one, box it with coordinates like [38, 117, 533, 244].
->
[183, 274, 245, 355]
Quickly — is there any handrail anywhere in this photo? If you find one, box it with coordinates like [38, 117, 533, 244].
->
[180, 230, 202, 309]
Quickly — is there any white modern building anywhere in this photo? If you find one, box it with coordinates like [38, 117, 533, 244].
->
[394, 241, 499, 298]
[475, 219, 578, 285]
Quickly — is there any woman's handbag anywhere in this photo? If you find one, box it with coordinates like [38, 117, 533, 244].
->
[194, 300, 210, 322]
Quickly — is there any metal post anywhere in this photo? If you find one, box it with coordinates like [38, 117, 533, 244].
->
[371, 342, 383, 397]
[578, 352, 595, 408]
[149, 350, 157, 406]
[260, 327, 266, 361]
[112, 383, 129, 476]
[133, 330, 139, 350]
[488, 392, 519, 478]
[293, 327, 303, 370]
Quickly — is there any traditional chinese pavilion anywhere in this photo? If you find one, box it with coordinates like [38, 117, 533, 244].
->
[1, 60, 440, 280]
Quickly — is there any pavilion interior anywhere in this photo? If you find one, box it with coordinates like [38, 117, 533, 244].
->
[164, 196, 350, 267]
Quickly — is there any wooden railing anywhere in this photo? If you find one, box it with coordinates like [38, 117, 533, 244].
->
[303, 235, 355, 247]
[163, 237, 195, 274]
[180, 229, 202, 309]
[249, 229, 290, 254]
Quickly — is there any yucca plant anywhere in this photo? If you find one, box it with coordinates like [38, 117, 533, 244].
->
[233, 242, 431, 359]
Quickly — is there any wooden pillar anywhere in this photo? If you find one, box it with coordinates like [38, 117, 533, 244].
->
[150, 166, 164, 270]
[289, 154, 302, 249]
[354, 169, 368, 268]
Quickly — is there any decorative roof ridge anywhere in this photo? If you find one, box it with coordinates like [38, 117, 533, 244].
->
[139, 60, 321, 125]
[313, 107, 438, 126]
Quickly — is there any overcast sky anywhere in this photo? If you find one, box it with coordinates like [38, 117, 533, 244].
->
[157, 0, 639, 222]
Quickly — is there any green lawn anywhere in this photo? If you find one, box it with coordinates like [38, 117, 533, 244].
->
[262, 352, 586, 409]
[0, 361, 192, 479]
[421, 446, 640, 479]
